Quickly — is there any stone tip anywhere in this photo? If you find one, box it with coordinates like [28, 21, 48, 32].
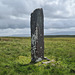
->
[31, 8, 43, 15]
[35, 8, 43, 10]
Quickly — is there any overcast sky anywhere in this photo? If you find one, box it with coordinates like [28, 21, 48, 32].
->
[0, 0, 75, 36]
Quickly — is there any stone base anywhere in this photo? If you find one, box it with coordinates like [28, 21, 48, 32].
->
[35, 58, 42, 62]
[31, 58, 43, 63]
[30, 57, 50, 63]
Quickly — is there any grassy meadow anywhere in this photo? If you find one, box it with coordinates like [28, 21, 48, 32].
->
[0, 37, 75, 75]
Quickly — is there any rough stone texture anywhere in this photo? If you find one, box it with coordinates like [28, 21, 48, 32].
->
[30, 8, 44, 62]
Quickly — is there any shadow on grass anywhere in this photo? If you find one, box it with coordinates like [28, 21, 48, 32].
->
[14, 62, 39, 75]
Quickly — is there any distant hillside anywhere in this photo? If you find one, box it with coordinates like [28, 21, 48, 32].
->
[44, 35, 75, 37]
[0, 34, 75, 37]
[10, 34, 30, 37]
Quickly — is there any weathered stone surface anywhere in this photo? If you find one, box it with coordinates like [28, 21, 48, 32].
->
[30, 8, 44, 62]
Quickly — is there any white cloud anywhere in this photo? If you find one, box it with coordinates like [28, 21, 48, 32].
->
[45, 27, 75, 35]
[0, 28, 30, 36]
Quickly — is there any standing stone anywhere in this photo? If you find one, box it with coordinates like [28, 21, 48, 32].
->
[30, 8, 44, 62]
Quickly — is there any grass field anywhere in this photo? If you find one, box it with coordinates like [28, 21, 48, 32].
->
[0, 37, 75, 75]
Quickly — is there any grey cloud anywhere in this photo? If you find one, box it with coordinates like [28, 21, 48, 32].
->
[0, 18, 30, 29]
[1, 0, 43, 16]
[45, 19, 75, 29]
[0, 0, 27, 17]
[44, 27, 75, 35]
[0, 0, 43, 29]
[43, 0, 75, 19]
[0, 1, 13, 19]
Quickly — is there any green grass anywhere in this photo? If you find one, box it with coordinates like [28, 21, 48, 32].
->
[0, 37, 75, 75]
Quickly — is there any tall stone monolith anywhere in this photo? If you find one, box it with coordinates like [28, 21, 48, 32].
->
[30, 8, 44, 62]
